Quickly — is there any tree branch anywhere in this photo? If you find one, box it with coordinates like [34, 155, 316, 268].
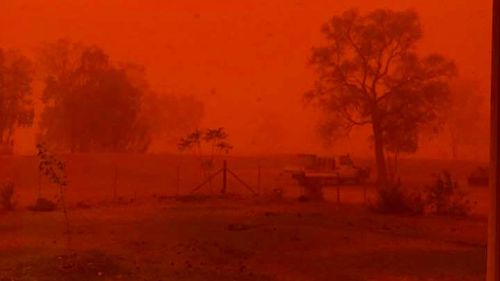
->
[339, 108, 372, 126]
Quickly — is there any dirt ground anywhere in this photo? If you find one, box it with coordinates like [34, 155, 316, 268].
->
[0, 154, 490, 280]
[0, 196, 487, 281]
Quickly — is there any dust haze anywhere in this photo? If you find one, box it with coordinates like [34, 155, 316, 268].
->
[0, 1, 494, 281]
[0, 0, 491, 158]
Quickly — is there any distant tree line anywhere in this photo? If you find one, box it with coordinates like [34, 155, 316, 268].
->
[0, 49, 34, 153]
[0, 39, 204, 153]
[0, 13, 486, 161]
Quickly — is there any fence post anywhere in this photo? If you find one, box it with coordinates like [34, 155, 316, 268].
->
[176, 165, 181, 196]
[221, 160, 227, 194]
[37, 168, 42, 199]
[257, 163, 262, 194]
[113, 165, 118, 201]
[487, 0, 500, 279]
[363, 184, 367, 204]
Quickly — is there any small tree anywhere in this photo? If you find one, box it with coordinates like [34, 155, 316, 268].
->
[203, 128, 233, 169]
[36, 143, 70, 242]
[179, 128, 232, 163]
[178, 128, 232, 188]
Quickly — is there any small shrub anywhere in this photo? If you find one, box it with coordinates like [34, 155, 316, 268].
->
[373, 171, 472, 217]
[29, 198, 57, 212]
[270, 187, 284, 200]
[75, 201, 92, 209]
[297, 195, 309, 202]
[425, 171, 471, 216]
[0, 181, 16, 211]
[373, 181, 425, 215]
[298, 187, 324, 202]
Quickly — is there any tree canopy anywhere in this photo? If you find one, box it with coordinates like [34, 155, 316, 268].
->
[306, 9, 456, 184]
[38, 40, 151, 152]
[0, 49, 34, 153]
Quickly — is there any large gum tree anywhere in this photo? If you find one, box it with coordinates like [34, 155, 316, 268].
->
[306, 9, 456, 185]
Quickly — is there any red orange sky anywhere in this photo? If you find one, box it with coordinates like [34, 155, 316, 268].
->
[0, 0, 492, 159]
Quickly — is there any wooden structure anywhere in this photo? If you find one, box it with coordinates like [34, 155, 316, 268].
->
[488, 0, 500, 280]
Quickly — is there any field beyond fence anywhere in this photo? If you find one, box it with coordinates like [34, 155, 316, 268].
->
[0, 154, 490, 215]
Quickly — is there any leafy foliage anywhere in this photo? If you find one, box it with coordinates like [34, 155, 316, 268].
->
[38, 39, 151, 152]
[179, 128, 232, 155]
[37, 143, 68, 187]
[306, 9, 456, 184]
[0, 49, 34, 153]
[204, 128, 233, 154]
[373, 171, 471, 216]
[36, 142, 71, 242]
[28, 198, 57, 212]
[373, 181, 425, 215]
[178, 128, 232, 171]
[425, 171, 471, 216]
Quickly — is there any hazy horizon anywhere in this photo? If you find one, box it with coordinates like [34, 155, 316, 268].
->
[0, 0, 492, 160]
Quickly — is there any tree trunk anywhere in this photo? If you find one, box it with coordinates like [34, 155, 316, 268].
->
[449, 128, 459, 160]
[372, 118, 388, 186]
[59, 185, 71, 249]
[451, 142, 458, 160]
[386, 152, 394, 183]
[394, 150, 399, 179]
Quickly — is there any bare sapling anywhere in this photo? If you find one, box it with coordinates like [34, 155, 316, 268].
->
[36, 143, 71, 246]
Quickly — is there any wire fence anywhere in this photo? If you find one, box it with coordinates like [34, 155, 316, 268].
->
[0, 154, 298, 206]
[0, 154, 489, 213]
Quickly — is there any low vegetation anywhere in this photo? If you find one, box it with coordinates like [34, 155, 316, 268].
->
[374, 171, 471, 216]
[426, 171, 472, 216]
[0, 181, 16, 211]
[28, 198, 57, 212]
[373, 181, 425, 215]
